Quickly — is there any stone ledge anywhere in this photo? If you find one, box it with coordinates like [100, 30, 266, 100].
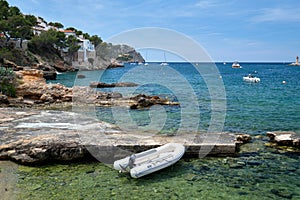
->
[0, 108, 250, 165]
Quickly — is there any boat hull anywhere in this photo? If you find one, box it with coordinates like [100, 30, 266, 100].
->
[243, 76, 260, 83]
[113, 143, 185, 178]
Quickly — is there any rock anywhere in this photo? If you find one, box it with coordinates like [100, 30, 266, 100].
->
[130, 94, 179, 109]
[2, 59, 23, 70]
[32, 64, 57, 80]
[92, 43, 145, 70]
[12, 69, 73, 105]
[266, 131, 300, 148]
[43, 70, 57, 80]
[107, 62, 124, 68]
[106, 92, 123, 99]
[115, 82, 138, 87]
[53, 60, 74, 72]
[0, 94, 9, 104]
[77, 74, 86, 79]
[0, 108, 243, 164]
[40, 94, 54, 102]
[89, 81, 138, 88]
[235, 134, 252, 144]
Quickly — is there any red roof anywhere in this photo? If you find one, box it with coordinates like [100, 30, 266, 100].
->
[60, 29, 75, 33]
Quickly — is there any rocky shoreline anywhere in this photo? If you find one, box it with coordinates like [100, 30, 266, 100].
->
[0, 107, 298, 165]
[0, 68, 299, 166]
[0, 68, 178, 109]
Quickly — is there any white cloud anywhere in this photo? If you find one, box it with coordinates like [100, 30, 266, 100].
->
[195, 0, 219, 8]
[251, 7, 300, 22]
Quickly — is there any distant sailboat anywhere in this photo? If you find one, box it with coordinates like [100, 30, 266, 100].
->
[144, 50, 149, 66]
[160, 52, 169, 66]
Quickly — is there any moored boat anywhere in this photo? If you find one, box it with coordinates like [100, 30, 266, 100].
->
[113, 143, 185, 178]
[232, 61, 242, 68]
[243, 74, 260, 83]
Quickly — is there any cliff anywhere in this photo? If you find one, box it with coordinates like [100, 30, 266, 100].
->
[73, 43, 145, 70]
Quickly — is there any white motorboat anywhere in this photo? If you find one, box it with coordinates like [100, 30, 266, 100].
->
[232, 61, 242, 68]
[113, 143, 185, 178]
[160, 62, 169, 66]
[243, 74, 260, 83]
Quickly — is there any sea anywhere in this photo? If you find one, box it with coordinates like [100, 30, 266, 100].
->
[49, 62, 300, 135]
[11, 62, 300, 199]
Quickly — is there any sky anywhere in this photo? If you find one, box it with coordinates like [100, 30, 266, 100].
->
[6, 0, 300, 62]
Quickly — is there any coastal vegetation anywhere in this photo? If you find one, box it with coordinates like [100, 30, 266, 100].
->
[0, 0, 102, 67]
[0, 66, 16, 97]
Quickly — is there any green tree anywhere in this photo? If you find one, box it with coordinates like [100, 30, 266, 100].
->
[66, 35, 80, 60]
[0, 1, 36, 47]
[8, 6, 21, 16]
[7, 15, 34, 47]
[89, 35, 102, 46]
[75, 30, 83, 36]
[0, 0, 10, 41]
[0, 0, 9, 20]
[28, 29, 59, 54]
[49, 22, 64, 29]
[65, 27, 77, 31]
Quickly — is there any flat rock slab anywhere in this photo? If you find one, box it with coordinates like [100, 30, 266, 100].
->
[267, 131, 300, 147]
[0, 108, 241, 164]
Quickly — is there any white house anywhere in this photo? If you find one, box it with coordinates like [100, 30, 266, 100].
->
[32, 17, 58, 35]
[77, 36, 95, 62]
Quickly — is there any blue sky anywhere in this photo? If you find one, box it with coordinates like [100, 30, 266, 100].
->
[6, 0, 300, 62]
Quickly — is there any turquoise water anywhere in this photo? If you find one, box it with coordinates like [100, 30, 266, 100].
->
[49, 62, 300, 135]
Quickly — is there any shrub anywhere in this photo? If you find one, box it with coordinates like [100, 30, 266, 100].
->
[0, 66, 16, 97]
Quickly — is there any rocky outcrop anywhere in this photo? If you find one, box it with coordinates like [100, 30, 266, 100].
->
[10, 69, 73, 105]
[3, 59, 23, 71]
[52, 60, 75, 72]
[89, 81, 138, 88]
[88, 43, 144, 70]
[0, 109, 123, 164]
[129, 94, 180, 109]
[4, 69, 178, 108]
[107, 62, 124, 68]
[266, 131, 300, 148]
[0, 108, 245, 164]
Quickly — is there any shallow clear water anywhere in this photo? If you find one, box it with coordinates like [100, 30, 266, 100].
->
[16, 141, 300, 199]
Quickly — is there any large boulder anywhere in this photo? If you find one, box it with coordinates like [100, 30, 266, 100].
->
[13, 69, 72, 104]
